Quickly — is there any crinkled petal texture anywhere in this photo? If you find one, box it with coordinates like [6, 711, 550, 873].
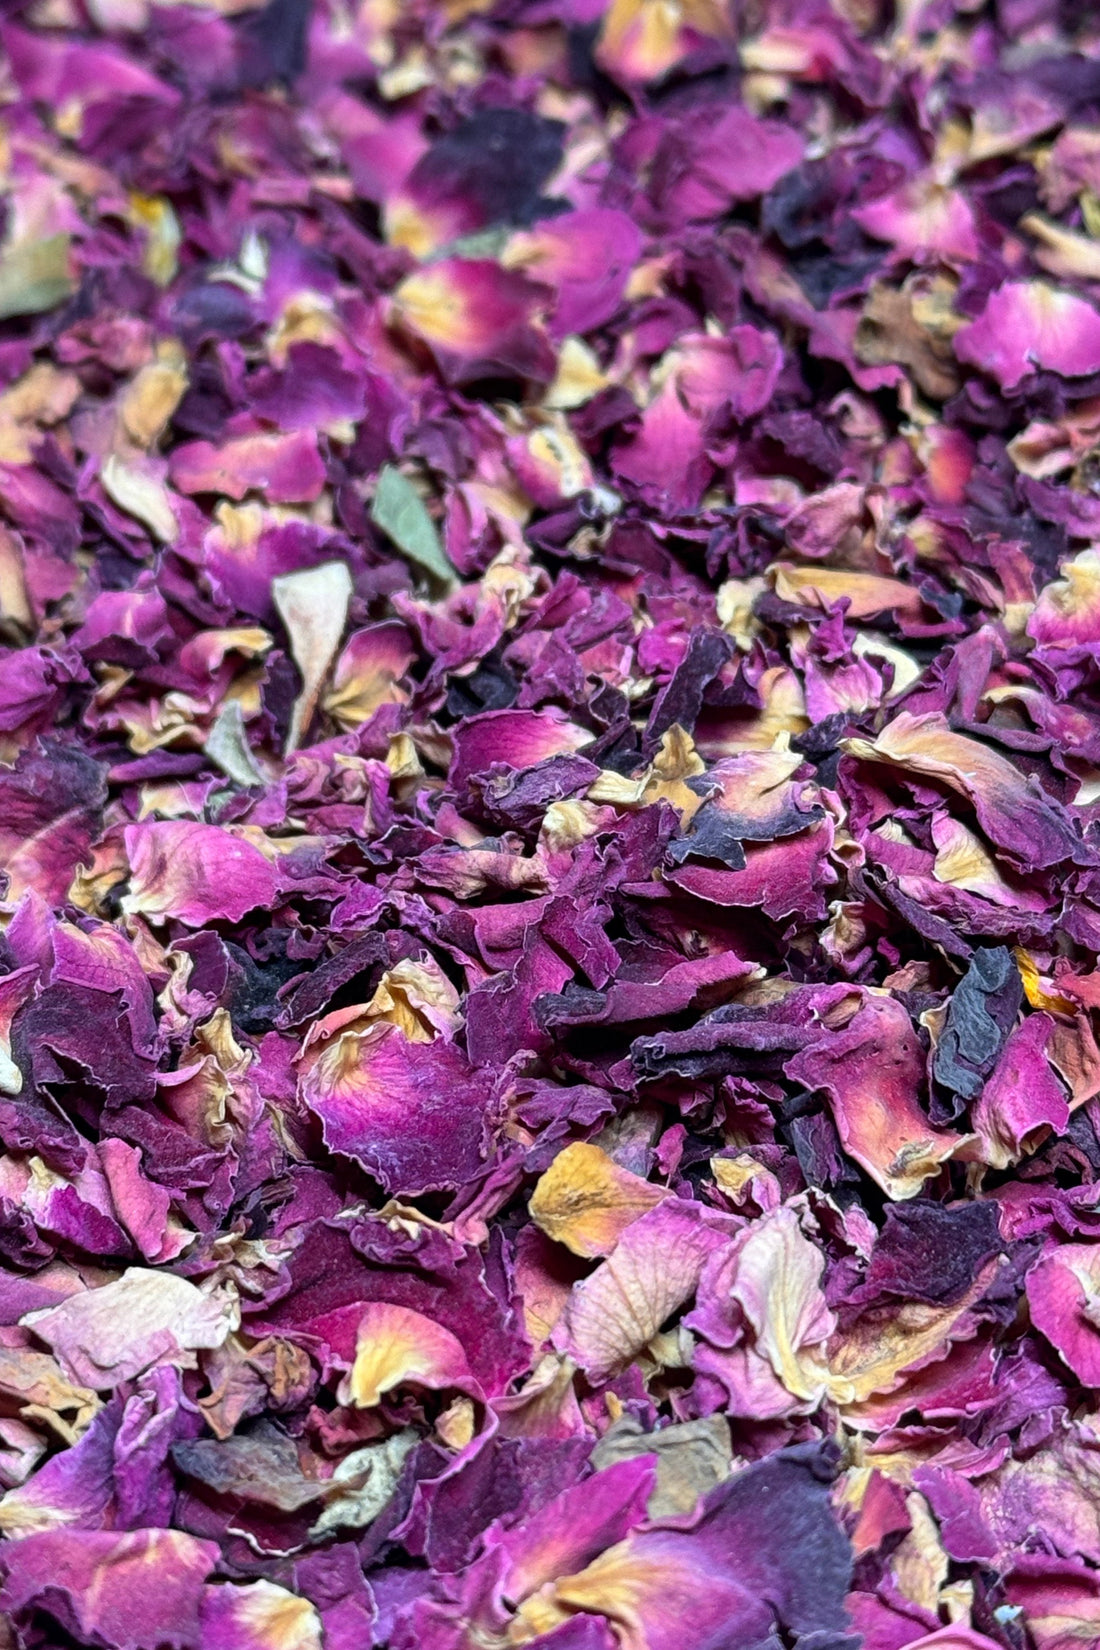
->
[0, 1529, 217, 1650]
[23, 1269, 237, 1389]
[787, 991, 968, 1199]
[529, 1142, 668, 1257]
[297, 1017, 491, 1193]
[1027, 1246, 1100, 1386]
[843, 713, 1084, 870]
[955, 281, 1100, 389]
[518, 1446, 855, 1650]
[853, 177, 979, 263]
[4, 2, 1100, 1648]
[393, 259, 555, 385]
[122, 822, 278, 926]
[553, 1202, 725, 1381]
[689, 1205, 835, 1418]
[1028, 547, 1100, 648]
[200, 1582, 323, 1650]
[339, 1303, 475, 1407]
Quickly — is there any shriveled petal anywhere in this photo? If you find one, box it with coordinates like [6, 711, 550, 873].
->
[121, 821, 278, 926]
[297, 1018, 490, 1194]
[339, 1302, 473, 1408]
[1028, 548, 1100, 649]
[22, 1268, 237, 1390]
[272, 560, 353, 753]
[200, 1582, 322, 1650]
[955, 281, 1100, 390]
[843, 711, 1083, 869]
[1028, 1245, 1100, 1387]
[787, 992, 968, 1200]
[529, 1142, 667, 1259]
[553, 1201, 722, 1381]
[0, 1529, 217, 1650]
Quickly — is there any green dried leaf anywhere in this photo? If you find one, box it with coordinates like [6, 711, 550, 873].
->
[370, 466, 457, 588]
[204, 700, 265, 789]
[0, 235, 76, 321]
[431, 226, 511, 263]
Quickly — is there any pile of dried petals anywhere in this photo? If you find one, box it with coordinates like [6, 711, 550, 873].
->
[1, 0, 1100, 1647]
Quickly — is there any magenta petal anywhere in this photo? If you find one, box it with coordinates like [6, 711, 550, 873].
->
[508, 209, 643, 339]
[121, 821, 278, 927]
[0, 1529, 217, 1650]
[200, 1582, 321, 1650]
[611, 383, 712, 512]
[1027, 1244, 1100, 1386]
[298, 1020, 491, 1194]
[853, 176, 979, 263]
[169, 430, 327, 504]
[955, 281, 1100, 388]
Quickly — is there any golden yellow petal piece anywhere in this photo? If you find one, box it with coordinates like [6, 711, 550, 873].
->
[530, 1142, 667, 1259]
[1014, 947, 1077, 1015]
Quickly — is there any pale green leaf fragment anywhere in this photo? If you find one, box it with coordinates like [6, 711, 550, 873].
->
[431, 226, 511, 263]
[308, 1428, 418, 1538]
[370, 465, 456, 587]
[204, 700, 265, 788]
[0, 236, 76, 322]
